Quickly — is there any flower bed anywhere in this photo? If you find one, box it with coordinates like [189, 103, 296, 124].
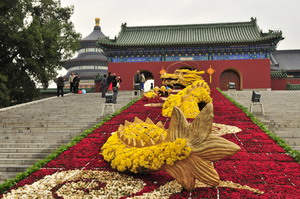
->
[1, 89, 299, 198]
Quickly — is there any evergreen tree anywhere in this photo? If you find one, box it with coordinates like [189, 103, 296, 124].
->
[0, 0, 80, 107]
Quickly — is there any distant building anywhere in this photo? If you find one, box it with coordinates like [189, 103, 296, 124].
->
[270, 50, 300, 90]
[97, 18, 291, 90]
[64, 18, 108, 88]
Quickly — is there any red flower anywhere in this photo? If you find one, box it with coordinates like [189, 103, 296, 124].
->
[3, 89, 300, 198]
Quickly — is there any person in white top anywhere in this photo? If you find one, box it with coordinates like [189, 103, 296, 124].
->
[68, 72, 75, 93]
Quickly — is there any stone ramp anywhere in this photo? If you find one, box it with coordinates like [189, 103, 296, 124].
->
[227, 90, 300, 151]
[0, 91, 135, 183]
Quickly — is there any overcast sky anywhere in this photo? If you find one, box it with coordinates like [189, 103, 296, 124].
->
[61, 0, 299, 50]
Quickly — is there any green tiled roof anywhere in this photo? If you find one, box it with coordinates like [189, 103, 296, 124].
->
[287, 84, 300, 90]
[98, 18, 283, 48]
[271, 71, 288, 79]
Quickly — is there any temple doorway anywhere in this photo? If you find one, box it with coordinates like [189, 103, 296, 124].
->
[141, 70, 154, 92]
[220, 69, 241, 90]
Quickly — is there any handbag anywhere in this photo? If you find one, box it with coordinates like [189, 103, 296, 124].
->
[116, 82, 120, 88]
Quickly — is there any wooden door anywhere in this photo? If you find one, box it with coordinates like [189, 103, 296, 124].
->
[220, 70, 241, 90]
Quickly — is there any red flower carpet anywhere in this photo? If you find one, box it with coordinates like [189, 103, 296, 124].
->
[1, 89, 299, 198]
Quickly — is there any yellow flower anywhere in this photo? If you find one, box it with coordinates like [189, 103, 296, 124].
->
[162, 80, 212, 118]
[144, 91, 158, 99]
[101, 118, 191, 173]
[161, 104, 240, 191]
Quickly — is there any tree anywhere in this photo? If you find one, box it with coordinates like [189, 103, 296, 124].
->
[0, 73, 10, 107]
[0, 0, 80, 107]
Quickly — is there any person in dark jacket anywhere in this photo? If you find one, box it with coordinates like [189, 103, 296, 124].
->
[106, 72, 115, 89]
[73, 73, 80, 93]
[133, 69, 141, 90]
[101, 74, 108, 98]
[56, 76, 65, 97]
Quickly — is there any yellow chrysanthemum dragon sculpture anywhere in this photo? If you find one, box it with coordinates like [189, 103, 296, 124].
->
[161, 69, 205, 88]
[162, 80, 212, 118]
[101, 103, 241, 191]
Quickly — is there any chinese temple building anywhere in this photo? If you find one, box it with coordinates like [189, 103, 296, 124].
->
[97, 18, 286, 90]
[64, 18, 108, 88]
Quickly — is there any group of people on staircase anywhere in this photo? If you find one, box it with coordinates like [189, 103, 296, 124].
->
[55, 71, 128, 105]
[68, 72, 81, 94]
[55, 72, 80, 97]
[100, 72, 122, 104]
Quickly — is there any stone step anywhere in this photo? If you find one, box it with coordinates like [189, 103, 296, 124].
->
[0, 153, 49, 159]
[0, 158, 40, 165]
[3, 110, 101, 114]
[0, 128, 82, 133]
[274, 131, 298, 138]
[0, 120, 97, 124]
[0, 172, 19, 183]
[0, 165, 32, 172]
[268, 118, 300, 122]
[293, 146, 300, 151]
[264, 117, 300, 121]
[0, 148, 56, 153]
[0, 139, 70, 144]
[272, 124, 300, 128]
[2, 126, 81, 130]
[0, 135, 73, 140]
[272, 127, 300, 131]
[233, 90, 300, 153]
[282, 138, 300, 146]
[0, 127, 84, 133]
[0, 118, 100, 123]
[0, 131, 81, 137]
[0, 114, 102, 119]
[0, 123, 86, 128]
[0, 92, 133, 183]
[0, 143, 62, 148]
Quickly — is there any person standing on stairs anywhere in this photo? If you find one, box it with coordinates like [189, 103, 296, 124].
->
[73, 73, 80, 93]
[56, 76, 65, 97]
[68, 72, 75, 93]
[101, 74, 108, 98]
[140, 73, 146, 91]
[112, 74, 122, 104]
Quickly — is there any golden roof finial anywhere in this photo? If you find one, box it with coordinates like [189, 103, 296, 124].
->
[95, 18, 100, 26]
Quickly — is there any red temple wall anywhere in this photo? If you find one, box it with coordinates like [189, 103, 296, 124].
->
[108, 59, 271, 90]
[271, 78, 300, 90]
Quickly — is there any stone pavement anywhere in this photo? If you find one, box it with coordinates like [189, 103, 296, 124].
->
[226, 90, 300, 152]
[0, 91, 136, 183]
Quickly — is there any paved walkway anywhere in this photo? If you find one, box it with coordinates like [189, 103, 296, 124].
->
[226, 90, 300, 151]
